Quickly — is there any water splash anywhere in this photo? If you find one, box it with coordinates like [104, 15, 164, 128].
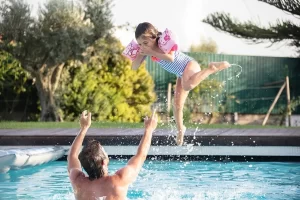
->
[210, 63, 243, 99]
[193, 127, 198, 140]
[226, 63, 243, 82]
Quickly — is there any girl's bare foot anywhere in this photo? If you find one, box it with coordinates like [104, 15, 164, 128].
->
[209, 61, 230, 73]
[176, 125, 186, 146]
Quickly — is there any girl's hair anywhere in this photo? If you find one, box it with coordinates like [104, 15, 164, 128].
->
[135, 22, 162, 43]
[78, 139, 108, 181]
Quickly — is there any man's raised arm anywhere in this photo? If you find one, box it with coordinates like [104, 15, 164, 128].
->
[67, 110, 91, 174]
[116, 110, 158, 184]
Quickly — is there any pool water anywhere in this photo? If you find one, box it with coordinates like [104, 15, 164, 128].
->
[0, 160, 299, 200]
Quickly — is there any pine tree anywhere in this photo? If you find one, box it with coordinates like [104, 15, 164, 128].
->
[203, 0, 300, 55]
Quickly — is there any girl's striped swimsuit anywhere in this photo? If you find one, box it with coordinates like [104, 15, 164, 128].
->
[155, 51, 195, 78]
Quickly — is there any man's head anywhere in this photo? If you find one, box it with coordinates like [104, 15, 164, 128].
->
[79, 139, 109, 180]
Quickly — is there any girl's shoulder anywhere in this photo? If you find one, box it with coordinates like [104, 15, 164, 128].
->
[157, 28, 179, 54]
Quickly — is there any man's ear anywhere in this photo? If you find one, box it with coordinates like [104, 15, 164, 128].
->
[102, 159, 108, 166]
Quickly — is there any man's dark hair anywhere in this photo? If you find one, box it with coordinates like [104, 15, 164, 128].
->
[78, 139, 108, 180]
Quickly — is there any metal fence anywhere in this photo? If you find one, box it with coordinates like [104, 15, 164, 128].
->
[146, 53, 300, 114]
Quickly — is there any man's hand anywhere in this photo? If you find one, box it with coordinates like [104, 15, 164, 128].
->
[144, 109, 158, 133]
[80, 110, 91, 129]
[68, 110, 92, 175]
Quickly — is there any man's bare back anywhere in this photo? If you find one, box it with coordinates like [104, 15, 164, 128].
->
[69, 168, 132, 200]
[67, 110, 157, 200]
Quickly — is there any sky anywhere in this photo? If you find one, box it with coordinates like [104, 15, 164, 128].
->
[26, 0, 299, 57]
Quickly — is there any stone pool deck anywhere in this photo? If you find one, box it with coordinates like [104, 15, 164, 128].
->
[0, 127, 299, 146]
[1, 128, 300, 160]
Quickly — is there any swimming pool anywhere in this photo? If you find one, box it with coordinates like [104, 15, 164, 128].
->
[0, 160, 299, 200]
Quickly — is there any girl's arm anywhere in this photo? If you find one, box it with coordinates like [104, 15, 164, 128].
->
[132, 54, 146, 70]
[151, 51, 174, 62]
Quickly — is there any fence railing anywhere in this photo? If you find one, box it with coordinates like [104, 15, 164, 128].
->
[146, 52, 300, 114]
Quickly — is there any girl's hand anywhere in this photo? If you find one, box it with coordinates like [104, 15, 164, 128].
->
[140, 45, 154, 56]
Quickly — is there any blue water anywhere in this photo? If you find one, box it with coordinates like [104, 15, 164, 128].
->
[0, 160, 299, 200]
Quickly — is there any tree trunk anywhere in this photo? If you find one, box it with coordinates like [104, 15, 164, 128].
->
[33, 63, 64, 122]
[37, 84, 59, 121]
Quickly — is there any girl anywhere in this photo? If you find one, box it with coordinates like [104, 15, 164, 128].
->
[132, 22, 230, 146]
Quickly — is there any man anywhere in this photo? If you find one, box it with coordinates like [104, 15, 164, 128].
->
[67, 110, 158, 200]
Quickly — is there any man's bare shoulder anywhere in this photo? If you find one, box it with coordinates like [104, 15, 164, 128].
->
[69, 168, 88, 184]
[71, 173, 119, 186]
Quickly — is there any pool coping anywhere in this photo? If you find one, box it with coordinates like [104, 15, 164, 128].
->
[0, 128, 300, 146]
[1, 128, 300, 160]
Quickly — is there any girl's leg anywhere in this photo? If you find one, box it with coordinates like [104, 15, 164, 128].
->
[182, 61, 230, 91]
[173, 77, 189, 146]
